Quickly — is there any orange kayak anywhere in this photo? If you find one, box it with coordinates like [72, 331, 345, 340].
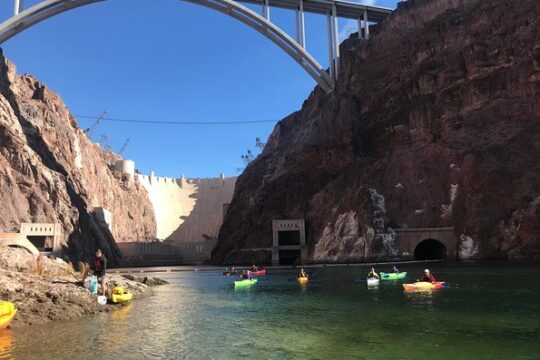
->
[0, 302, 17, 329]
[403, 282, 445, 292]
[297, 277, 308, 284]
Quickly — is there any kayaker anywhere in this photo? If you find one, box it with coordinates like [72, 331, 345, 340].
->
[393, 265, 400, 274]
[251, 264, 259, 272]
[417, 269, 436, 283]
[298, 268, 308, 278]
[241, 271, 253, 280]
[367, 267, 379, 279]
[231, 265, 237, 273]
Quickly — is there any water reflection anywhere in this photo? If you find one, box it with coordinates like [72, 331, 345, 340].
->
[403, 288, 438, 310]
[2, 263, 540, 359]
[0, 330, 13, 360]
[109, 303, 133, 321]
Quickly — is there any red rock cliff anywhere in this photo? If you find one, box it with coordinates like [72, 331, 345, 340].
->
[213, 0, 540, 264]
[0, 51, 156, 265]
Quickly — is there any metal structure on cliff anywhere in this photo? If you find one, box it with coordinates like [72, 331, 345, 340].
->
[1, 0, 392, 93]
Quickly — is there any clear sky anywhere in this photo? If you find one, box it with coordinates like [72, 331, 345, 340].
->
[0, 0, 398, 178]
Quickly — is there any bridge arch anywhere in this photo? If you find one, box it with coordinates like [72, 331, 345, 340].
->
[414, 239, 447, 260]
[0, 0, 336, 92]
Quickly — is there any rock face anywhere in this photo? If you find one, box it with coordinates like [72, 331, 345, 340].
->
[213, 0, 540, 263]
[0, 51, 156, 265]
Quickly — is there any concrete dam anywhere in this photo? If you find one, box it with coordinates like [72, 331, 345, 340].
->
[113, 160, 236, 266]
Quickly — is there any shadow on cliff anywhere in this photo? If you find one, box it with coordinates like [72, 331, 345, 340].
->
[165, 180, 231, 259]
[0, 50, 121, 265]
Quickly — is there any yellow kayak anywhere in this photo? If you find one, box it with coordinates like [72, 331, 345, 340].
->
[0, 301, 17, 329]
[297, 277, 308, 284]
[110, 287, 133, 303]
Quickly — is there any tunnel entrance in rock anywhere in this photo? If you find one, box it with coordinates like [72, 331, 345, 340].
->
[278, 249, 301, 265]
[414, 239, 447, 260]
[27, 235, 53, 252]
[278, 230, 301, 246]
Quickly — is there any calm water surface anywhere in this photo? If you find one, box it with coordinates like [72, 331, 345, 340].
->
[1, 262, 539, 359]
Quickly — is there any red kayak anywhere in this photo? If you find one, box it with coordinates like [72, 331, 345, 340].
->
[248, 269, 266, 276]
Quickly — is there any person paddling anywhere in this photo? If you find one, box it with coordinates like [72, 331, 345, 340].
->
[393, 265, 400, 274]
[417, 269, 436, 283]
[298, 268, 308, 278]
[367, 267, 379, 279]
[241, 271, 254, 280]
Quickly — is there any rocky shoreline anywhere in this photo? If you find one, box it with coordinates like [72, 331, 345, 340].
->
[0, 247, 167, 328]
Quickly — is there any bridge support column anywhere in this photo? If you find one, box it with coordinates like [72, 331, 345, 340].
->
[13, 0, 23, 16]
[262, 0, 270, 20]
[295, 0, 305, 48]
[331, 4, 339, 77]
[326, 11, 335, 80]
[363, 9, 370, 39]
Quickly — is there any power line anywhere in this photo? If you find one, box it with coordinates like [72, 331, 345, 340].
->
[74, 114, 280, 125]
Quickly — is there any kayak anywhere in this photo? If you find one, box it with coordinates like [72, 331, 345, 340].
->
[110, 292, 133, 303]
[234, 279, 258, 288]
[110, 287, 133, 303]
[380, 272, 407, 281]
[367, 277, 380, 286]
[403, 282, 445, 291]
[297, 277, 308, 284]
[249, 269, 267, 276]
[0, 301, 17, 329]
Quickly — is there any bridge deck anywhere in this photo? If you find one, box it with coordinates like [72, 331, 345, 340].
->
[239, 0, 393, 21]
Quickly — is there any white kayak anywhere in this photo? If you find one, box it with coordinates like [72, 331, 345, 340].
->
[367, 277, 380, 286]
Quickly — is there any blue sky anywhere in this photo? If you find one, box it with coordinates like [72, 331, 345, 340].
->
[0, 0, 397, 178]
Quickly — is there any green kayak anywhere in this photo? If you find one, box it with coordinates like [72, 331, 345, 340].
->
[380, 272, 407, 280]
[234, 279, 258, 288]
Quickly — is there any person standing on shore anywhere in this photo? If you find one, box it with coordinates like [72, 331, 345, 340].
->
[94, 250, 107, 295]
[83, 249, 108, 296]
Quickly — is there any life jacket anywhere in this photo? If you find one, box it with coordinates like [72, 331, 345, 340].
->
[95, 256, 103, 271]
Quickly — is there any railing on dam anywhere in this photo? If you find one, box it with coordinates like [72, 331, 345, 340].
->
[116, 239, 218, 267]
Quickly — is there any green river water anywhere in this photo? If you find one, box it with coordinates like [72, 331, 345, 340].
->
[0, 261, 539, 359]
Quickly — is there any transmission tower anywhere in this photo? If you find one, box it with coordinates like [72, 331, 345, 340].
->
[119, 137, 131, 155]
[83, 110, 107, 136]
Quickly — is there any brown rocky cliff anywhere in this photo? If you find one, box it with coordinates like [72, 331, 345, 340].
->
[213, 0, 540, 264]
[0, 51, 156, 265]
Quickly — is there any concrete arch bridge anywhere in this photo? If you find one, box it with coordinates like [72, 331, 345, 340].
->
[1, 0, 392, 93]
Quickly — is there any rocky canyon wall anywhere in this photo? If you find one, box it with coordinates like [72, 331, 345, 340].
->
[0, 51, 156, 265]
[213, 0, 540, 264]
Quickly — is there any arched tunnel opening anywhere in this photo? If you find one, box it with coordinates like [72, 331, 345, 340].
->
[414, 239, 447, 260]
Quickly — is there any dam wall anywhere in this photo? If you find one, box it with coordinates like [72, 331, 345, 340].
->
[135, 172, 236, 245]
